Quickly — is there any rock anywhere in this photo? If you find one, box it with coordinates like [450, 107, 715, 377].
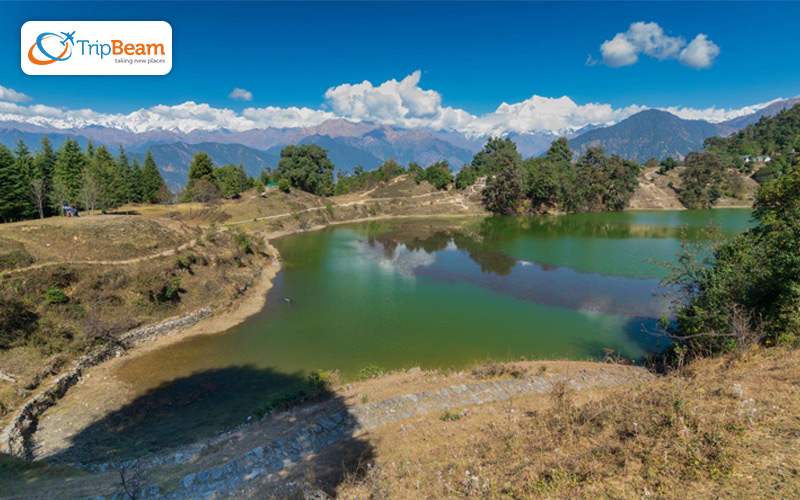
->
[181, 473, 196, 488]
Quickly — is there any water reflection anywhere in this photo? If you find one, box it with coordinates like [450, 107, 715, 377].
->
[358, 225, 667, 317]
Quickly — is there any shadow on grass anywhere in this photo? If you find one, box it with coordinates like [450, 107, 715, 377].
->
[45, 365, 374, 495]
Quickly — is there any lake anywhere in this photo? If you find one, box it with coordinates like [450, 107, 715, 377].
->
[70, 210, 754, 458]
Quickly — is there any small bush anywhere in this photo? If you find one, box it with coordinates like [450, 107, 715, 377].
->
[252, 370, 334, 419]
[233, 233, 252, 254]
[278, 178, 291, 193]
[358, 364, 384, 381]
[152, 277, 182, 304]
[45, 287, 69, 305]
[440, 408, 463, 421]
[308, 369, 336, 391]
[252, 390, 309, 418]
[471, 361, 527, 379]
[175, 254, 196, 270]
[326, 201, 335, 218]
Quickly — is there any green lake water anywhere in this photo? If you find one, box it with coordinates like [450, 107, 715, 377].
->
[62, 210, 754, 460]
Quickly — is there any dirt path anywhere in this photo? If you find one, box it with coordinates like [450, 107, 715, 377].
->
[225, 188, 478, 226]
[4, 239, 199, 275]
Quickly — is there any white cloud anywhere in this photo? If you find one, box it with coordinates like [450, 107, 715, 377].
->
[627, 22, 684, 60]
[242, 106, 335, 128]
[599, 22, 718, 69]
[679, 34, 721, 70]
[0, 73, 779, 136]
[600, 33, 639, 67]
[228, 88, 253, 101]
[0, 85, 31, 103]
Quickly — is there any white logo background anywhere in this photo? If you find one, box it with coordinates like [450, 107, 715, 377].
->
[21, 21, 172, 76]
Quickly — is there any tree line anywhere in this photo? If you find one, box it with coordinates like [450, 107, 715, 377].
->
[263, 138, 643, 216]
[0, 137, 166, 222]
[2, 134, 647, 223]
[462, 137, 641, 215]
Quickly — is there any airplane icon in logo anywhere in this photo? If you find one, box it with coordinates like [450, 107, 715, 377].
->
[60, 31, 76, 46]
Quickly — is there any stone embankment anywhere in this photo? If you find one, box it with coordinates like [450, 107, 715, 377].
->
[0, 309, 212, 458]
[89, 365, 654, 499]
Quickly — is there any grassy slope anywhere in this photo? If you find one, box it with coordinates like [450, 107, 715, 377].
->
[0, 215, 269, 420]
[1, 349, 798, 498]
[336, 348, 800, 499]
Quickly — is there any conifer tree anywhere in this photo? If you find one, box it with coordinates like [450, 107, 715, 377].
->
[130, 157, 143, 203]
[140, 151, 166, 203]
[116, 145, 134, 204]
[32, 136, 57, 181]
[88, 145, 123, 210]
[0, 144, 28, 222]
[54, 138, 87, 205]
[31, 137, 57, 215]
[13, 140, 34, 218]
[85, 139, 95, 159]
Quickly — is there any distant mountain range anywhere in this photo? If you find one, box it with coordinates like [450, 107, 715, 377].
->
[720, 97, 800, 130]
[568, 109, 724, 163]
[1, 97, 798, 187]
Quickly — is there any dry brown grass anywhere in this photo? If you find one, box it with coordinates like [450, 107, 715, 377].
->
[0, 215, 197, 268]
[336, 348, 800, 499]
[0, 224, 269, 422]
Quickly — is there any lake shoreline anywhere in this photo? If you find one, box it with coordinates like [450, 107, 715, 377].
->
[17, 206, 752, 462]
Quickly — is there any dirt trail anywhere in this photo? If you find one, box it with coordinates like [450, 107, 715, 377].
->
[4, 239, 199, 275]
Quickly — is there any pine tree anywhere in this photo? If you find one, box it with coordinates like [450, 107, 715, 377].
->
[85, 139, 95, 159]
[140, 151, 165, 203]
[116, 145, 134, 204]
[88, 145, 123, 210]
[130, 157, 143, 203]
[54, 138, 87, 205]
[32, 137, 57, 216]
[13, 140, 34, 219]
[0, 144, 28, 222]
[188, 151, 214, 181]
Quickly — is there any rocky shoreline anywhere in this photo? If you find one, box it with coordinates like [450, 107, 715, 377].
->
[0, 309, 212, 458]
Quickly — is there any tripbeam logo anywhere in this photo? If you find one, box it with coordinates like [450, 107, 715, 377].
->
[22, 21, 172, 75]
[27, 31, 75, 65]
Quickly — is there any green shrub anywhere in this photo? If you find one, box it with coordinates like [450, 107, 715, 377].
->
[440, 408, 463, 421]
[252, 370, 334, 419]
[664, 165, 800, 353]
[252, 390, 308, 418]
[357, 364, 384, 381]
[278, 178, 291, 193]
[307, 369, 335, 391]
[153, 277, 182, 304]
[45, 287, 69, 305]
[233, 233, 252, 254]
[175, 254, 196, 270]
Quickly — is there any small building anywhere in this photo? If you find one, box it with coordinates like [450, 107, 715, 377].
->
[741, 155, 771, 163]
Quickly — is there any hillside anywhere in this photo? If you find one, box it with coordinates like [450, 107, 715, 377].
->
[708, 103, 800, 158]
[3, 348, 799, 498]
[569, 109, 723, 162]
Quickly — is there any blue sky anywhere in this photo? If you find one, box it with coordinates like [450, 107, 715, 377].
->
[1, 1, 799, 135]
